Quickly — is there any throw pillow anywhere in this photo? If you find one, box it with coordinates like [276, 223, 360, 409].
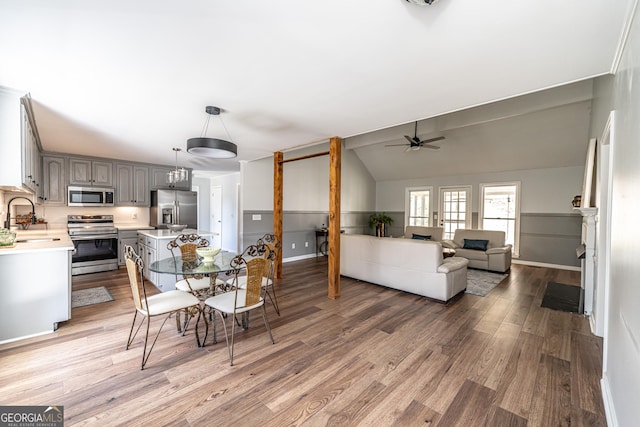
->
[463, 238, 489, 251]
[412, 233, 431, 240]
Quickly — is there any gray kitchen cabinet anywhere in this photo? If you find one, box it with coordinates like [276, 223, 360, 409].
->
[0, 88, 44, 196]
[41, 155, 66, 205]
[150, 166, 191, 190]
[21, 103, 42, 198]
[69, 157, 113, 187]
[116, 163, 149, 206]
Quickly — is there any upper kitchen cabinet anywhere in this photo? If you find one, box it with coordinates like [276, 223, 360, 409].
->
[41, 155, 66, 205]
[150, 166, 191, 190]
[21, 102, 42, 198]
[0, 87, 42, 195]
[69, 158, 114, 187]
[115, 163, 149, 206]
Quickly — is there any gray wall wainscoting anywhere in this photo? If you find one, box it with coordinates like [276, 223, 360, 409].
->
[243, 211, 376, 259]
[518, 213, 581, 267]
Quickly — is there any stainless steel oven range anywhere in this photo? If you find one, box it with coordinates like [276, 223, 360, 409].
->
[67, 214, 118, 275]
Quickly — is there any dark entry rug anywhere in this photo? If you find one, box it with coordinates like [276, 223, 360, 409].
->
[541, 282, 583, 314]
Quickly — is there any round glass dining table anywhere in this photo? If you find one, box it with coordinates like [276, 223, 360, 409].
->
[149, 250, 241, 347]
[149, 250, 240, 294]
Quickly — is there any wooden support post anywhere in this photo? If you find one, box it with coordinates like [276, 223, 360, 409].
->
[273, 151, 283, 279]
[328, 137, 341, 299]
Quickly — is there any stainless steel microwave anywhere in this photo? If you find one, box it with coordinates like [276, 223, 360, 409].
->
[68, 186, 115, 207]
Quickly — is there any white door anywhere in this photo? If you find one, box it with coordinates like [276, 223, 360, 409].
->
[210, 186, 222, 248]
[438, 186, 472, 240]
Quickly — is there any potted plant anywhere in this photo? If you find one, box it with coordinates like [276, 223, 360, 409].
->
[369, 212, 393, 237]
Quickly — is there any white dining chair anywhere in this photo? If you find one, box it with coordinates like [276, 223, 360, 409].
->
[204, 248, 275, 366]
[124, 245, 201, 370]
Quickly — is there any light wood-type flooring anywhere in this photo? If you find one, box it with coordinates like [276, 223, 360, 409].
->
[0, 259, 606, 426]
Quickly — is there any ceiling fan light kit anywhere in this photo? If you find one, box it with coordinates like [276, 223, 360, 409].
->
[186, 106, 238, 159]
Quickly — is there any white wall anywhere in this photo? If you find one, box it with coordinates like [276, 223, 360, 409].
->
[242, 142, 375, 212]
[599, 3, 640, 424]
[375, 166, 583, 214]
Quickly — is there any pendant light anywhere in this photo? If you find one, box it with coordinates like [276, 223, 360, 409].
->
[186, 106, 238, 159]
[167, 147, 188, 184]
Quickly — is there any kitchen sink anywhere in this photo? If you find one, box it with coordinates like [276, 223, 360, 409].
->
[15, 238, 61, 243]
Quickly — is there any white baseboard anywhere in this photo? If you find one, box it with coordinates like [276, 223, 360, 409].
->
[512, 259, 581, 271]
[601, 374, 618, 427]
[283, 253, 320, 263]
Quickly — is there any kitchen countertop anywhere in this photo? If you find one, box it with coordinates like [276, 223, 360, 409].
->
[0, 229, 74, 255]
[115, 224, 154, 231]
[137, 229, 218, 239]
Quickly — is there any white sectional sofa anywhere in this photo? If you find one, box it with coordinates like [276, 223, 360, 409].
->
[442, 229, 512, 273]
[340, 234, 469, 303]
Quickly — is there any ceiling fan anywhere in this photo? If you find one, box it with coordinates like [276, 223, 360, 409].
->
[386, 121, 445, 152]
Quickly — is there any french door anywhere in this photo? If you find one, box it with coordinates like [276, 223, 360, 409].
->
[438, 186, 472, 240]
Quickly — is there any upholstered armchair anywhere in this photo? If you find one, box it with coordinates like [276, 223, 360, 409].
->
[442, 229, 512, 273]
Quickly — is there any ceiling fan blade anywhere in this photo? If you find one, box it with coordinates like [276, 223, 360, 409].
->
[385, 143, 410, 147]
[404, 135, 415, 144]
[420, 136, 445, 144]
[404, 146, 414, 153]
[420, 144, 440, 150]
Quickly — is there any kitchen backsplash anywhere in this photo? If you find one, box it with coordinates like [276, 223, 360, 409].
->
[9, 203, 150, 230]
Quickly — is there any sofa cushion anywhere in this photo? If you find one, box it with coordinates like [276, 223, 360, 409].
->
[453, 229, 505, 249]
[412, 233, 431, 240]
[463, 239, 489, 251]
[455, 248, 489, 261]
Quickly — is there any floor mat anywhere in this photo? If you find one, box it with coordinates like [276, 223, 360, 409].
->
[72, 286, 115, 308]
[541, 282, 583, 314]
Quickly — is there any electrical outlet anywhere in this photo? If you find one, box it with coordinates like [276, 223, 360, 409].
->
[305, 241, 309, 247]
[291, 243, 295, 249]
[132, 212, 137, 219]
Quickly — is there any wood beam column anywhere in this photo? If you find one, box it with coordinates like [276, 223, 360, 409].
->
[273, 151, 283, 279]
[328, 137, 341, 299]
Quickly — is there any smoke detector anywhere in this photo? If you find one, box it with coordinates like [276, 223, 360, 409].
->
[405, 0, 439, 5]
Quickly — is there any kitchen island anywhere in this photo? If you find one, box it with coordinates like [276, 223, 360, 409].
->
[0, 229, 74, 343]
[136, 229, 219, 291]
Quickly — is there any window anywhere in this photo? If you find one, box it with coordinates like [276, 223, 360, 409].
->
[405, 187, 432, 227]
[439, 186, 472, 240]
[480, 182, 520, 256]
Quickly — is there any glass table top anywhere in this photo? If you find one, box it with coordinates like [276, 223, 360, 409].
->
[149, 251, 239, 275]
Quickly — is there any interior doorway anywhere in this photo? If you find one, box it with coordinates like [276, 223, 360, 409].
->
[210, 185, 222, 248]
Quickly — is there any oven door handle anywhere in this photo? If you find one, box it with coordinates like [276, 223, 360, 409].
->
[70, 234, 118, 241]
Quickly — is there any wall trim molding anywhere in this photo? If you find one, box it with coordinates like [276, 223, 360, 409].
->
[601, 374, 619, 427]
[520, 232, 580, 239]
[512, 259, 580, 271]
[283, 253, 318, 263]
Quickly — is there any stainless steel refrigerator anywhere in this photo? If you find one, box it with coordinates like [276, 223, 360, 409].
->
[150, 190, 198, 229]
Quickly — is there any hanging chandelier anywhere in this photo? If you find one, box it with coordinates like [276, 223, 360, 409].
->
[167, 147, 188, 184]
[186, 106, 237, 159]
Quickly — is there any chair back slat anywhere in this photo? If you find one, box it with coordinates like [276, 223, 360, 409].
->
[124, 245, 147, 311]
[244, 257, 265, 306]
[180, 243, 198, 262]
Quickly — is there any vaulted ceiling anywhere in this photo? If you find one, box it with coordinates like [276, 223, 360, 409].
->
[0, 1, 631, 178]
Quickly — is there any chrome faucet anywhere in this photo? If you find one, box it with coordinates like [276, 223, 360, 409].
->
[4, 197, 37, 229]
